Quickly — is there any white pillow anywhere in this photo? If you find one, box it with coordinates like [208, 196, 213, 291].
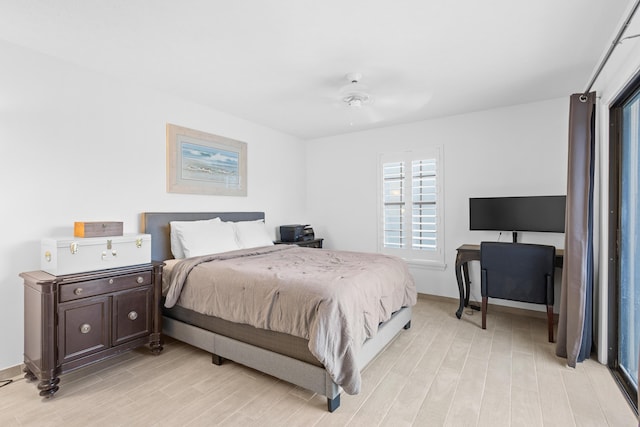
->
[233, 219, 274, 249]
[177, 220, 240, 258]
[169, 218, 221, 259]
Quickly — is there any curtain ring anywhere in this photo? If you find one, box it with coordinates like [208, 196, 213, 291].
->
[579, 94, 589, 103]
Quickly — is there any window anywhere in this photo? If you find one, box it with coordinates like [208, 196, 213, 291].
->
[379, 148, 444, 266]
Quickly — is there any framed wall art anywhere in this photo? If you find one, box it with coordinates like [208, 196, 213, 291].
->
[166, 124, 247, 196]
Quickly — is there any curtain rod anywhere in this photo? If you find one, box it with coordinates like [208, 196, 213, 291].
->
[580, 0, 640, 102]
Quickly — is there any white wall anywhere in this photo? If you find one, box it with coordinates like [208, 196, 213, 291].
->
[306, 98, 568, 309]
[0, 40, 308, 370]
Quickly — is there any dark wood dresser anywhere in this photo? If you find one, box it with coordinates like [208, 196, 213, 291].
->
[20, 262, 163, 397]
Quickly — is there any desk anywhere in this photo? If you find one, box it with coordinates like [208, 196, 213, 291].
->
[454, 244, 564, 319]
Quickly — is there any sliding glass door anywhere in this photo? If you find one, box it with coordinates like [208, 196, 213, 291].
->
[620, 87, 640, 399]
[610, 74, 640, 414]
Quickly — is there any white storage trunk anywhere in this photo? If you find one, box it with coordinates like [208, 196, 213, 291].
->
[41, 234, 151, 275]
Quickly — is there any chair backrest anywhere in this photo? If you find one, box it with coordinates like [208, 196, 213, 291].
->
[480, 242, 556, 305]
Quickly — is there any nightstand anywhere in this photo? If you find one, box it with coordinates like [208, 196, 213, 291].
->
[20, 262, 163, 397]
[275, 238, 324, 248]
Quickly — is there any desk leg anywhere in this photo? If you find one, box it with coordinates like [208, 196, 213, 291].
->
[462, 263, 471, 307]
[463, 263, 481, 312]
[454, 255, 465, 319]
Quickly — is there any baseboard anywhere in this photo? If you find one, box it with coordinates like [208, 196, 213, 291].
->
[417, 293, 560, 322]
[0, 363, 23, 380]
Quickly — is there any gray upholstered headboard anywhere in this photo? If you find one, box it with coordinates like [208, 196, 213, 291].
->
[141, 212, 265, 261]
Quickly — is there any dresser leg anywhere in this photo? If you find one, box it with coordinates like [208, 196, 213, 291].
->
[149, 333, 164, 354]
[150, 342, 164, 354]
[23, 367, 37, 382]
[37, 377, 60, 398]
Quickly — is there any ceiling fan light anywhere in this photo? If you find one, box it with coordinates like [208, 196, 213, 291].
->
[346, 97, 363, 108]
[338, 72, 373, 108]
[342, 92, 370, 108]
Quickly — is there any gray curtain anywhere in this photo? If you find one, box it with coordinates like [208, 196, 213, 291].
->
[556, 92, 596, 367]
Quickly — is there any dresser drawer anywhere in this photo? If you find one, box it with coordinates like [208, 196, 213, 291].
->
[113, 286, 152, 346]
[59, 271, 151, 302]
[58, 296, 110, 363]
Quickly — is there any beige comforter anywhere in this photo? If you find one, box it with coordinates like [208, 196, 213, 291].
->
[164, 245, 416, 394]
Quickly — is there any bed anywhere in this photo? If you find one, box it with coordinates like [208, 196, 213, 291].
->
[142, 211, 416, 412]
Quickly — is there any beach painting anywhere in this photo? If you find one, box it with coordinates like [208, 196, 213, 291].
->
[180, 142, 240, 187]
[167, 124, 247, 196]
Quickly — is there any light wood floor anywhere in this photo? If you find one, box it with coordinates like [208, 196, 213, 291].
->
[1, 297, 637, 426]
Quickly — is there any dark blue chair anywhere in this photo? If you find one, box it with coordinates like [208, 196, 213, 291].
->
[480, 242, 556, 342]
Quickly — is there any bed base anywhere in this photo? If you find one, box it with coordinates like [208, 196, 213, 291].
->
[162, 306, 412, 412]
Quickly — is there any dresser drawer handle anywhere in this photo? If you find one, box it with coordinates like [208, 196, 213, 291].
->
[80, 324, 91, 334]
[74, 288, 83, 296]
[128, 311, 138, 321]
[109, 279, 114, 285]
[136, 276, 144, 284]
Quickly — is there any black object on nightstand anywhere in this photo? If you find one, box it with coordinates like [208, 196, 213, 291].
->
[275, 238, 324, 248]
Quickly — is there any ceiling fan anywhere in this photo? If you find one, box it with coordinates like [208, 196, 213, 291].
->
[339, 72, 373, 109]
[335, 72, 431, 125]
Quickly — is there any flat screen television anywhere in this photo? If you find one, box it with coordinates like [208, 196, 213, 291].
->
[469, 195, 566, 234]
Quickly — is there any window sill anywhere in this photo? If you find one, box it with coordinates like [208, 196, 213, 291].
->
[405, 259, 447, 271]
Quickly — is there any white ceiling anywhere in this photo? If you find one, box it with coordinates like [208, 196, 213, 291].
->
[0, 1, 633, 139]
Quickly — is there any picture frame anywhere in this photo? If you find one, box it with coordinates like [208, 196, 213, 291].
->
[166, 124, 247, 196]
